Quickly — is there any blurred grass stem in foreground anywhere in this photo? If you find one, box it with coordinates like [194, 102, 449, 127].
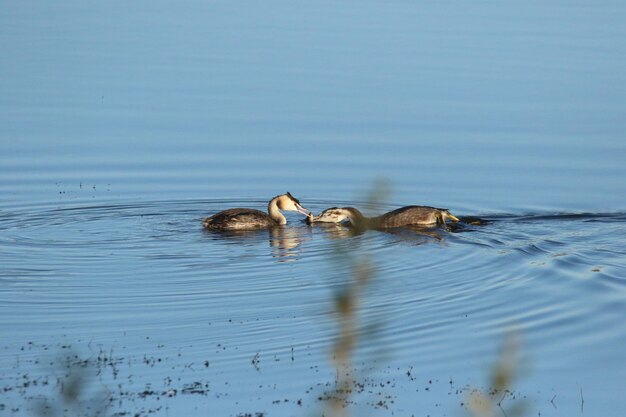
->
[467, 329, 527, 417]
[325, 180, 389, 417]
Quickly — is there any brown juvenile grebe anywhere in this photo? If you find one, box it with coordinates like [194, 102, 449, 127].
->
[203, 192, 310, 230]
[307, 206, 459, 229]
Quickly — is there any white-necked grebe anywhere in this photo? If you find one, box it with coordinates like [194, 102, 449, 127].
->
[307, 205, 459, 229]
[203, 192, 310, 230]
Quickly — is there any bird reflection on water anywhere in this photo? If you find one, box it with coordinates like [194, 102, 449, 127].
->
[203, 226, 312, 262]
[305, 220, 449, 244]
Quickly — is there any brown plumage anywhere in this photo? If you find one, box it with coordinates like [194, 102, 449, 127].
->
[307, 205, 459, 229]
[203, 192, 310, 230]
[375, 205, 459, 227]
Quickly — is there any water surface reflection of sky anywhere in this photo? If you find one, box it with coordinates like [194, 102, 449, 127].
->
[1, 2, 626, 417]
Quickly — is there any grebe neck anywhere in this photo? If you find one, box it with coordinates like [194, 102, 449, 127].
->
[268, 197, 287, 225]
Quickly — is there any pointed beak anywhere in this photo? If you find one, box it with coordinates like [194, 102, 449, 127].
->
[296, 204, 311, 217]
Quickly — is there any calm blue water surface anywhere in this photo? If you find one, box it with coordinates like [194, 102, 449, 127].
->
[1, 1, 626, 417]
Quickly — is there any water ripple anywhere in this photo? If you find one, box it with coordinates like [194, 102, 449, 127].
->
[1, 200, 626, 416]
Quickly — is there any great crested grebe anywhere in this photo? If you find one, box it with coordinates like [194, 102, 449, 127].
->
[307, 205, 459, 229]
[203, 192, 310, 230]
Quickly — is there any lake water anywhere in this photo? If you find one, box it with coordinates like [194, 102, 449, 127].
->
[1, 1, 625, 416]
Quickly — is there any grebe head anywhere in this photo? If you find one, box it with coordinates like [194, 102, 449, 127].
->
[308, 207, 363, 224]
[276, 192, 311, 216]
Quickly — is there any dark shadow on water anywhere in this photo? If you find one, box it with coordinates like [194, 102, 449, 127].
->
[474, 212, 626, 223]
[456, 216, 493, 226]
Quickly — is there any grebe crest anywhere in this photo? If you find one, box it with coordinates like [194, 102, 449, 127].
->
[275, 192, 306, 218]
